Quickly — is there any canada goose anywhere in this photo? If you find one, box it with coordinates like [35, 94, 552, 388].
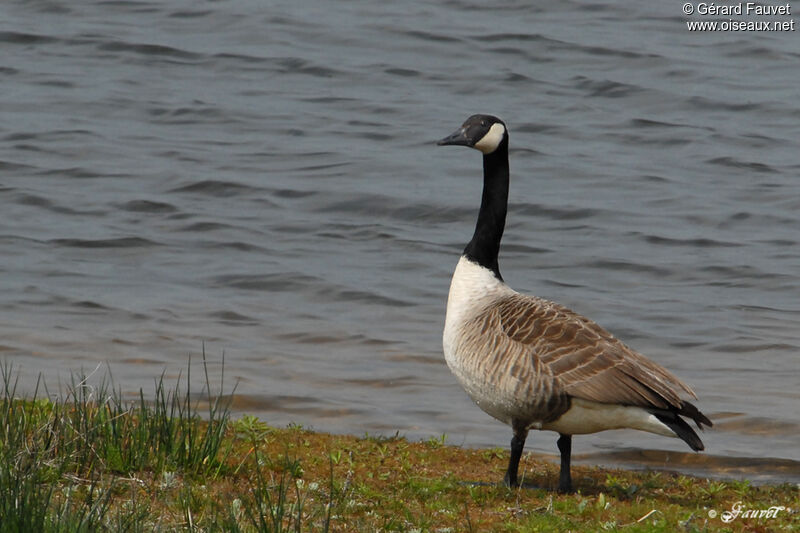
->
[438, 114, 712, 493]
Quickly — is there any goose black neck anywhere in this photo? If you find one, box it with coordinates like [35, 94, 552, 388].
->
[464, 140, 509, 281]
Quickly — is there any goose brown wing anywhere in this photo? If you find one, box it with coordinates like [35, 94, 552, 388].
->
[494, 294, 697, 410]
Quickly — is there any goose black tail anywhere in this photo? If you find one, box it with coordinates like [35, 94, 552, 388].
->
[648, 401, 712, 452]
[677, 400, 713, 429]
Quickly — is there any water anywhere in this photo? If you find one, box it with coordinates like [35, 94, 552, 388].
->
[2, 1, 799, 483]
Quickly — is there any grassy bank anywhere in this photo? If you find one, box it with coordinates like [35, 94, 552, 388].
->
[0, 360, 796, 532]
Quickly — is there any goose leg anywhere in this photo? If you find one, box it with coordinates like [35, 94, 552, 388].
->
[557, 433, 573, 493]
[503, 428, 528, 487]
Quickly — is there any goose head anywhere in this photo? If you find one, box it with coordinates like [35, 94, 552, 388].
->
[437, 114, 507, 154]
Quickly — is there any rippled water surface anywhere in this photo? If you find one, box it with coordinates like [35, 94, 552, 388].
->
[2, 1, 799, 482]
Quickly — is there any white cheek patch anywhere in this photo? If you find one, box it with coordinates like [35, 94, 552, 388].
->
[473, 123, 506, 154]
